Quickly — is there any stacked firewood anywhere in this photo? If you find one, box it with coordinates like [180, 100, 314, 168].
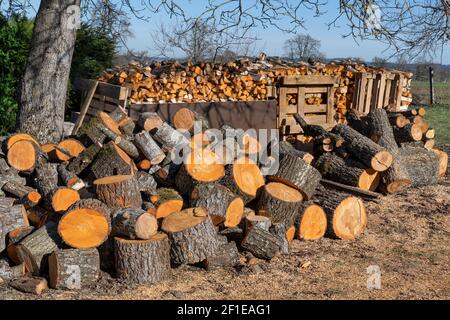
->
[0, 106, 375, 294]
[98, 56, 413, 118]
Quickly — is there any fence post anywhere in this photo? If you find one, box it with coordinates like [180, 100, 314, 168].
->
[429, 66, 434, 105]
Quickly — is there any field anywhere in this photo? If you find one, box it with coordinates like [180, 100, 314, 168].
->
[412, 81, 450, 106]
[425, 104, 450, 145]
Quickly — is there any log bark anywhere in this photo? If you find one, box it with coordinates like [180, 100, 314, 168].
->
[90, 142, 136, 179]
[345, 109, 369, 135]
[399, 147, 440, 187]
[269, 153, 321, 200]
[152, 121, 190, 153]
[190, 183, 244, 227]
[97, 123, 140, 159]
[161, 208, 220, 265]
[1, 182, 41, 208]
[134, 131, 166, 165]
[112, 208, 158, 240]
[18, 0, 80, 144]
[94, 175, 142, 209]
[9, 276, 48, 295]
[243, 215, 271, 235]
[114, 233, 172, 285]
[137, 112, 163, 132]
[48, 249, 100, 290]
[269, 223, 290, 254]
[67, 143, 102, 176]
[34, 157, 59, 209]
[135, 171, 157, 193]
[276, 141, 314, 164]
[57, 164, 85, 191]
[332, 124, 393, 172]
[6, 226, 35, 264]
[151, 188, 184, 219]
[241, 226, 283, 260]
[0, 205, 30, 252]
[393, 123, 423, 143]
[202, 241, 240, 270]
[0, 259, 26, 280]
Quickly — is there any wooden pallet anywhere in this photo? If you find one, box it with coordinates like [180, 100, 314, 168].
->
[277, 75, 338, 138]
[352, 71, 408, 114]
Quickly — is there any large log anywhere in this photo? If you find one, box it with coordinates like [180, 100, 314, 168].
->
[112, 208, 158, 240]
[294, 202, 327, 240]
[94, 175, 142, 209]
[332, 124, 393, 172]
[161, 208, 220, 265]
[48, 249, 100, 290]
[6, 140, 38, 173]
[114, 233, 172, 284]
[268, 153, 321, 200]
[58, 199, 111, 249]
[399, 147, 440, 187]
[190, 183, 244, 227]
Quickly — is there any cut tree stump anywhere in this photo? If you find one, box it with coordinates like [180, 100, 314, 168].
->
[399, 146, 440, 187]
[58, 199, 111, 249]
[294, 202, 327, 240]
[114, 233, 172, 285]
[315, 153, 380, 191]
[48, 249, 100, 290]
[241, 226, 283, 260]
[257, 182, 303, 226]
[134, 131, 166, 165]
[90, 142, 136, 179]
[333, 124, 393, 172]
[16, 221, 62, 275]
[9, 276, 48, 295]
[94, 175, 142, 209]
[161, 207, 220, 265]
[51, 187, 80, 213]
[202, 241, 240, 270]
[112, 208, 158, 240]
[7, 140, 38, 173]
[312, 185, 367, 240]
[268, 153, 321, 200]
[219, 157, 264, 204]
[190, 183, 244, 227]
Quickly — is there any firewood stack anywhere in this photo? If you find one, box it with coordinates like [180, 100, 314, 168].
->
[98, 56, 413, 120]
[0, 104, 444, 295]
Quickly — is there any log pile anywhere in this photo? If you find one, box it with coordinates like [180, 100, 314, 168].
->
[98, 56, 413, 119]
[0, 103, 445, 294]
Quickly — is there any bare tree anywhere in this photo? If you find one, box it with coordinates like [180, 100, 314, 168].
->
[284, 34, 325, 62]
[371, 56, 388, 68]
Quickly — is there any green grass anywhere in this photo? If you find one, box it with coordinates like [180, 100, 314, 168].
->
[425, 104, 450, 146]
[411, 81, 450, 106]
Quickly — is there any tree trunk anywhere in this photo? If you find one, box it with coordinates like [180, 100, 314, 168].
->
[18, 0, 81, 144]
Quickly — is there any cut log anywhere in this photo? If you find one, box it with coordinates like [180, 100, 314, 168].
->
[257, 182, 303, 226]
[1, 182, 41, 208]
[135, 171, 157, 193]
[90, 141, 136, 179]
[423, 139, 435, 150]
[112, 208, 158, 240]
[77, 117, 106, 146]
[294, 113, 344, 147]
[393, 123, 423, 143]
[26, 206, 52, 228]
[51, 187, 80, 213]
[432, 148, 448, 177]
[5, 133, 39, 151]
[58, 199, 111, 249]
[243, 215, 271, 234]
[315, 153, 380, 191]
[55, 139, 85, 162]
[152, 121, 190, 152]
[312, 185, 367, 240]
[98, 111, 122, 136]
[277, 141, 314, 164]
[114, 233, 172, 285]
[332, 124, 393, 172]
[295, 202, 327, 240]
[57, 164, 85, 191]
[388, 113, 409, 128]
[268, 153, 321, 200]
[137, 159, 152, 171]
[424, 128, 435, 140]
[9, 276, 48, 295]
[67, 143, 101, 176]
[134, 131, 166, 165]
[0, 205, 29, 252]
[345, 108, 369, 135]
[269, 223, 291, 254]
[190, 183, 244, 227]
[34, 157, 58, 198]
[48, 249, 100, 290]
[152, 188, 184, 219]
[94, 175, 142, 209]
[219, 157, 264, 204]
[241, 226, 283, 260]
[137, 112, 163, 132]
[118, 117, 136, 137]
[97, 123, 140, 159]
[172, 107, 209, 133]
[16, 221, 62, 275]
[161, 208, 220, 265]
[399, 147, 440, 187]
[203, 241, 240, 270]
[6, 226, 35, 264]
[7, 140, 38, 173]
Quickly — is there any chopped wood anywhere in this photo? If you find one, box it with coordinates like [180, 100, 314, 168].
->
[295, 202, 327, 240]
[241, 226, 283, 260]
[9, 276, 48, 295]
[112, 207, 158, 240]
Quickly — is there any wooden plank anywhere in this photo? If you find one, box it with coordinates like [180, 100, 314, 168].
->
[395, 74, 404, 110]
[72, 80, 98, 135]
[326, 86, 335, 124]
[370, 75, 381, 110]
[297, 87, 306, 117]
[357, 74, 368, 113]
[74, 79, 129, 100]
[383, 79, 392, 107]
[364, 77, 373, 114]
[303, 104, 327, 113]
[281, 75, 338, 86]
[303, 87, 329, 94]
[377, 73, 386, 108]
[352, 73, 362, 111]
[278, 103, 298, 115]
[89, 99, 118, 112]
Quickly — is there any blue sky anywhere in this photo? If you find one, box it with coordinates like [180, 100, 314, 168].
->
[26, 0, 450, 64]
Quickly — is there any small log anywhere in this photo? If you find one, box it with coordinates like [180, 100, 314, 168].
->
[423, 139, 435, 150]
[161, 208, 220, 265]
[399, 147, 440, 187]
[118, 117, 136, 137]
[257, 182, 303, 226]
[276, 141, 314, 164]
[134, 131, 166, 165]
[114, 233, 172, 285]
[55, 139, 85, 162]
[34, 157, 59, 207]
[345, 108, 369, 135]
[332, 124, 393, 172]
[112, 208, 158, 240]
[295, 202, 327, 240]
[135, 171, 157, 193]
[388, 113, 409, 128]
[152, 121, 190, 152]
[202, 242, 240, 270]
[90, 141, 136, 179]
[48, 249, 100, 290]
[152, 188, 184, 219]
[26, 206, 52, 228]
[241, 226, 283, 260]
[393, 123, 423, 143]
[219, 157, 264, 204]
[9, 276, 48, 295]
[137, 112, 163, 131]
[95, 175, 142, 209]
[57, 164, 85, 191]
[67, 143, 101, 175]
[16, 221, 62, 275]
[51, 187, 80, 213]
[268, 153, 321, 200]
[424, 128, 435, 140]
[320, 179, 381, 200]
[76, 117, 106, 146]
[315, 153, 380, 191]
[6, 226, 35, 264]
[269, 223, 290, 254]
[97, 123, 140, 159]
[0, 204, 29, 252]
[432, 148, 448, 177]
[5, 133, 39, 151]
[137, 159, 152, 171]
[243, 215, 271, 234]
[190, 183, 244, 227]
[1, 182, 41, 208]
[312, 185, 367, 240]
[58, 199, 111, 249]
[7, 140, 38, 173]
[172, 107, 209, 133]
[97, 111, 122, 136]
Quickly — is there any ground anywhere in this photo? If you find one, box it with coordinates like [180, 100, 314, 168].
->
[1, 148, 449, 300]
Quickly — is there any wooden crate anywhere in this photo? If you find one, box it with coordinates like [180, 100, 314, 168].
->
[277, 75, 338, 138]
[352, 71, 408, 114]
